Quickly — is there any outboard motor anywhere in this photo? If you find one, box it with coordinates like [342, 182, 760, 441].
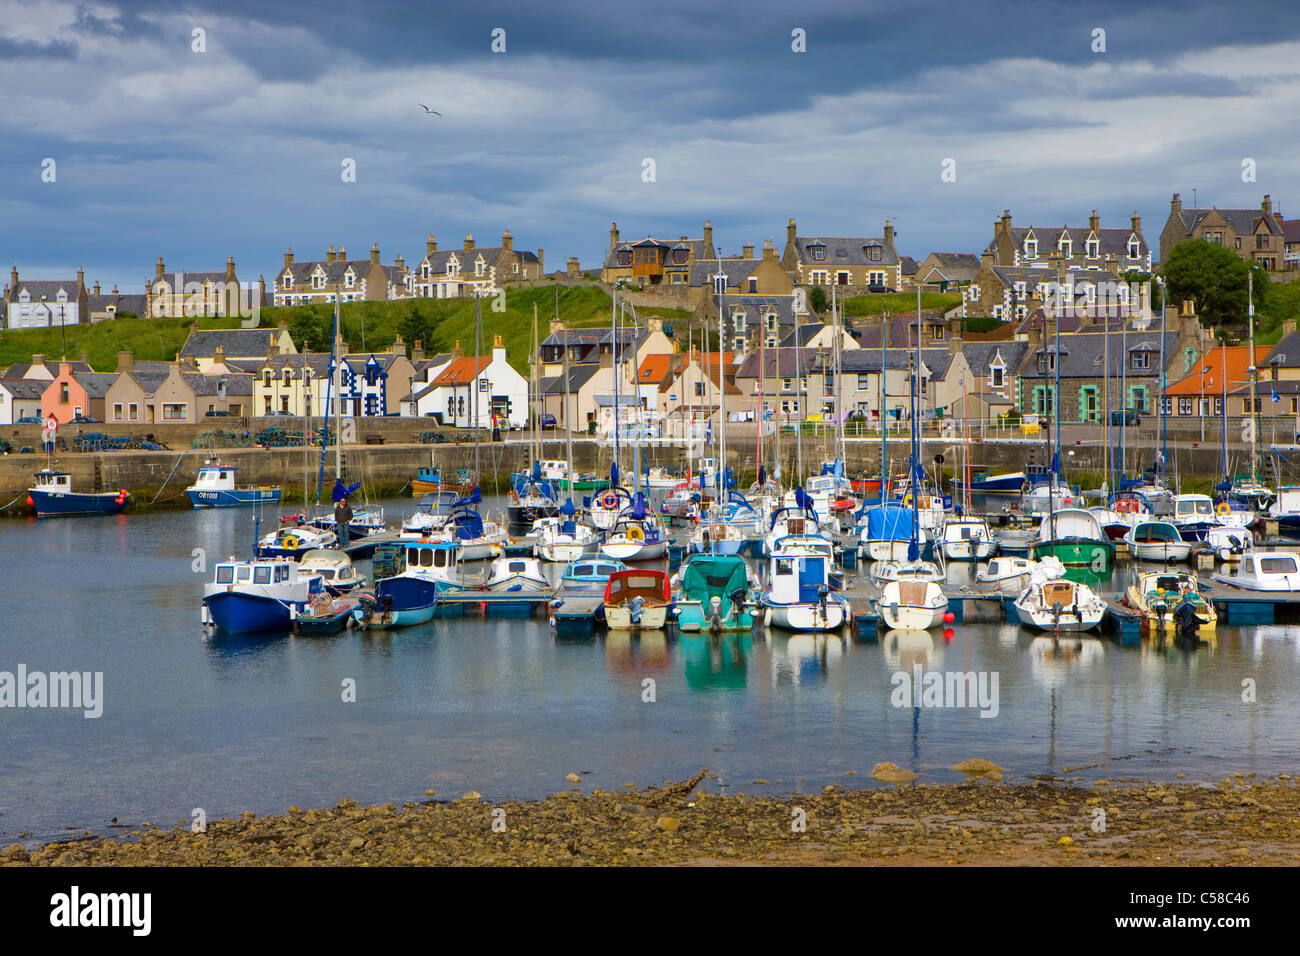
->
[629, 595, 645, 624]
[709, 595, 723, 631]
[1173, 598, 1202, 642]
[356, 592, 379, 628]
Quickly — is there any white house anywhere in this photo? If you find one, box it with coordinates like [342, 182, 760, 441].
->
[0, 378, 47, 424]
[5, 268, 87, 329]
[413, 335, 527, 427]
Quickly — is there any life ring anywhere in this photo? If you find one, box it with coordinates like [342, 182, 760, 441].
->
[626, 526, 644, 542]
[1216, 503, 1231, 516]
[600, 492, 619, 509]
[281, 534, 299, 550]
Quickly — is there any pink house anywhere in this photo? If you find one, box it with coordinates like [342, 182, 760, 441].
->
[41, 363, 115, 422]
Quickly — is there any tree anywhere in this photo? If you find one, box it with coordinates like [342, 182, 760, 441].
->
[397, 304, 432, 354]
[807, 286, 829, 314]
[1159, 240, 1261, 326]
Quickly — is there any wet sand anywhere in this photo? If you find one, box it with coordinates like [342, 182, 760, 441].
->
[7, 770, 1298, 866]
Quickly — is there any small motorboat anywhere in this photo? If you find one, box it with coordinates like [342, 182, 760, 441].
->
[1123, 521, 1192, 563]
[1170, 494, 1219, 542]
[559, 558, 626, 590]
[672, 554, 756, 632]
[185, 461, 281, 508]
[1213, 551, 1300, 591]
[202, 557, 323, 633]
[868, 559, 943, 583]
[483, 554, 550, 592]
[1123, 570, 1216, 638]
[1033, 508, 1113, 571]
[1205, 525, 1253, 562]
[603, 568, 671, 630]
[257, 525, 338, 560]
[28, 470, 129, 517]
[975, 555, 1065, 594]
[535, 517, 601, 562]
[294, 594, 360, 635]
[995, 522, 1037, 556]
[298, 549, 368, 595]
[689, 519, 748, 556]
[759, 537, 848, 631]
[1010, 577, 1105, 633]
[941, 517, 994, 561]
[875, 578, 947, 630]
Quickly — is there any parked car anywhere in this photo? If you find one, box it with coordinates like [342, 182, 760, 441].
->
[1110, 408, 1142, 426]
[70, 415, 100, 424]
[538, 414, 558, 430]
[15, 415, 43, 425]
[866, 282, 897, 294]
[204, 409, 232, 417]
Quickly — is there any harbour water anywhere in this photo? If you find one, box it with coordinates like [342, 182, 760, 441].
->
[2, 496, 1298, 846]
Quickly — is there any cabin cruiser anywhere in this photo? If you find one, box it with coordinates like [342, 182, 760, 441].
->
[482, 554, 551, 592]
[764, 504, 828, 556]
[941, 516, 993, 561]
[1170, 494, 1219, 542]
[1091, 490, 1150, 540]
[1010, 577, 1106, 633]
[507, 477, 560, 525]
[185, 461, 281, 508]
[1205, 525, 1253, 563]
[298, 549, 368, 595]
[28, 470, 129, 517]
[603, 569, 671, 630]
[1019, 474, 1075, 517]
[975, 555, 1065, 594]
[402, 491, 460, 536]
[856, 504, 924, 562]
[600, 503, 667, 561]
[1214, 551, 1300, 591]
[868, 559, 943, 583]
[1033, 508, 1113, 571]
[558, 558, 626, 591]
[759, 537, 848, 631]
[1267, 485, 1300, 537]
[1123, 570, 1216, 637]
[202, 557, 323, 633]
[1123, 520, 1192, 563]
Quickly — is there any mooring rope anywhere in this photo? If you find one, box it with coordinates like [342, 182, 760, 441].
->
[151, 449, 190, 504]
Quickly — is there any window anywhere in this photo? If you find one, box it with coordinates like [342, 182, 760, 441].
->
[837, 271, 850, 285]
[732, 310, 745, 330]
[672, 248, 688, 265]
[1206, 232, 1223, 246]
[869, 271, 885, 286]
[1132, 352, 1149, 370]
[766, 337, 777, 348]
[1257, 234, 1270, 250]
[60, 383, 69, 403]
[782, 378, 792, 392]
[163, 403, 185, 420]
[747, 278, 757, 293]
[1024, 239, 1037, 259]
[281, 396, 290, 413]
[312, 273, 324, 290]
[283, 369, 292, 385]
[475, 258, 486, 277]
[129, 403, 138, 420]
[858, 373, 871, 390]
[1128, 239, 1141, 259]
[866, 245, 882, 262]
[1215, 397, 1223, 416]
[1015, 304, 1027, 319]
[1086, 239, 1099, 258]
[1178, 397, 1193, 415]
[694, 381, 705, 397]
[810, 244, 825, 262]
[968, 285, 980, 302]
[991, 366, 1004, 388]
[264, 397, 272, 414]
[283, 274, 293, 290]
[991, 304, 1003, 319]
[1132, 388, 1147, 412]
[1059, 238, 1071, 258]
[765, 313, 777, 331]
[513, 262, 520, 275]
[1235, 237, 1242, 250]
[617, 249, 632, 266]
[263, 370, 272, 386]
[733, 337, 746, 351]
[1292, 397, 1298, 414]
[113, 403, 123, 420]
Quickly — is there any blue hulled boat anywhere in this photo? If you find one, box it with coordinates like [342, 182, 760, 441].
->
[185, 461, 282, 508]
[202, 557, 323, 633]
[28, 470, 129, 517]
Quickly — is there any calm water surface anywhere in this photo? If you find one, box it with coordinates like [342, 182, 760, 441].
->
[2, 496, 1298, 844]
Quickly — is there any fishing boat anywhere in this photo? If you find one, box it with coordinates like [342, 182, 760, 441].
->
[559, 558, 627, 590]
[602, 568, 671, 630]
[1010, 577, 1106, 633]
[875, 578, 947, 630]
[672, 554, 756, 632]
[201, 557, 323, 633]
[1213, 551, 1300, 590]
[759, 537, 848, 631]
[411, 454, 441, 496]
[28, 470, 129, 517]
[298, 549, 368, 595]
[1032, 508, 1114, 571]
[256, 524, 338, 560]
[975, 555, 1065, 594]
[294, 593, 360, 635]
[352, 540, 450, 629]
[1170, 494, 1219, 542]
[185, 461, 281, 509]
[482, 554, 550, 592]
[940, 516, 994, 561]
[1205, 525, 1253, 562]
[1123, 570, 1216, 637]
[1123, 520, 1192, 563]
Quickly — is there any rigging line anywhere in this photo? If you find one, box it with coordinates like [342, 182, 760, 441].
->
[150, 449, 189, 504]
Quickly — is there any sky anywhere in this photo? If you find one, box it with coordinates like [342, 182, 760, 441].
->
[2, 0, 1298, 294]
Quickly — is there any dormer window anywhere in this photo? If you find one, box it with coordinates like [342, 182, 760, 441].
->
[475, 257, 486, 278]
[1059, 238, 1071, 258]
[809, 242, 826, 262]
[672, 248, 688, 265]
[283, 369, 292, 385]
[1015, 281, 1026, 299]
[312, 272, 325, 290]
[1024, 239, 1037, 259]
[1086, 239, 1099, 259]
[991, 364, 1005, 388]
[617, 249, 632, 266]
[283, 274, 294, 290]
[865, 244, 882, 262]
[344, 271, 355, 289]
[1131, 351, 1150, 370]
[1127, 238, 1141, 259]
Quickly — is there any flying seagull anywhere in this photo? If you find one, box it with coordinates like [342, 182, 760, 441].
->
[418, 104, 441, 115]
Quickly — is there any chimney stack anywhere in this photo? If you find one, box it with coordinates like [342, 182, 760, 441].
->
[762, 238, 777, 259]
[502, 229, 513, 252]
[464, 233, 475, 252]
[702, 220, 715, 259]
[156, 257, 165, 279]
[411, 339, 425, 362]
[93, 281, 101, 296]
[1089, 210, 1100, 234]
[338, 245, 346, 260]
[116, 350, 133, 372]
[1000, 210, 1012, 235]
[1171, 193, 1182, 214]
[566, 256, 580, 278]
[213, 345, 226, 366]
[742, 242, 754, 259]
[1262, 194, 1273, 216]
[1131, 211, 1141, 235]
[884, 220, 894, 245]
[226, 256, 236, 280]
[427, 234, 437, 257]
[284, 248, 294, 269]
[609, 222, 619, 251]
[370, 242, 380, 266]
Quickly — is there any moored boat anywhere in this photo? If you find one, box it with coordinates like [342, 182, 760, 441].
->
[185, 461, 281, 509]
[1123, 520, 1192, 563]
[672, 554, 756, 632]
[759, 537, 848, 631]
[298, 548, 368, 595]
[941, 517, 994, 561]
[1123, 570, 1216, 637]
[202, 557, 323, 633]
[1010, 577, 1106, 633]
[28, 470, 129, 517]
[1032, 508, 1114, 571]
[1213, 551, 1300, 591]
[603, 568, 671, 630]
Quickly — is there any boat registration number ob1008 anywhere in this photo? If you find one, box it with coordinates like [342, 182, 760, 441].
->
[197, 492, 220, 500]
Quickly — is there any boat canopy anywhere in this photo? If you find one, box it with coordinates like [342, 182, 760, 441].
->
[865, 505, 915, 541]
[681, 555, 748, 603]
[604, 569, 670, 603]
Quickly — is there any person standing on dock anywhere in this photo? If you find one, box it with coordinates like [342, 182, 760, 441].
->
[335, 497, 354, 548]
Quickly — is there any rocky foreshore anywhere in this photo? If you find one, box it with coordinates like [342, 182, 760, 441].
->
[7, 769, 1299, 866]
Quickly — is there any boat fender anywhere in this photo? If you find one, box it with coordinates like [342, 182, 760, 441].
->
[1217, 503, 1231, 516]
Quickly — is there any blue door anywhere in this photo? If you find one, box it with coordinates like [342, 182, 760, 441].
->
[797, 557, 825, 603]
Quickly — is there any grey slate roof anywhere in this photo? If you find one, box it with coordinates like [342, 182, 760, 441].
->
[790, 236, 899, 267]
[961, 341, 1029, 377]
[921, 253, 980, 281]
[155, 272, 227, 287]
[180, 328, 283, 359]
[281, 258, 374, 285]
[11, 280, 81, 300]
[122, 370, 171, 395]
[722, 295, 800, 331]
[1283, 220, 1300, 244]
[0, 378, 48, 399]
[540, 327, 648, 350]
[89, 293, 147, 315]
[1023, 331, 1178, 379]
[539, 364, 601, 395]
[995, 225, 1148, 259]
[900, 256, 919, 277]
[1176, 207, 1282, 238]
[689, 257, 760, 287]
[184, 372, 254, 396]
[75, 372, 118, 398]
[1262, 332, 1300, 369]
[781, 323, 825, 347]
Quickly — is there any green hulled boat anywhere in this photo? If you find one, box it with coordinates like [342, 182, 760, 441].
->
[1031, 508, 1114, 572]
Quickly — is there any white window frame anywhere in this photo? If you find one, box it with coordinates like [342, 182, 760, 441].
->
[1024, 239, 1037, 259]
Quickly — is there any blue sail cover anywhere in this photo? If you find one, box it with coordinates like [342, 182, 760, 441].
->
[452, 487, 483, 507]
[794, 486, 813, 512]
[531, 461, 542, 480]
[865, 506, 914, 541]
[758, 466, 767, 487]
[452, 508, 485, 540]
[630, 492, 648, 519]
[332, 479, 361, 502]
[561, 498, 576, 516]
[610, 462, 619, 487]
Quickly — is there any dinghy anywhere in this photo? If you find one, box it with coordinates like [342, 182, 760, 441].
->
[603, 569, 671, 630]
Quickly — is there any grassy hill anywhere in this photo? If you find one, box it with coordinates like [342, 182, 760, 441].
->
[841, 291, 963, 318]
[0, 285, 696, 375]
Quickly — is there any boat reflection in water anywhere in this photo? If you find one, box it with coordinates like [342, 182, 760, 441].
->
[768, 631, 845, 685]
[604, 630, 672, 675]
[882, 628, 942, 673]
[1027, 633, 1105, 687]
[679, 633, 752, 691]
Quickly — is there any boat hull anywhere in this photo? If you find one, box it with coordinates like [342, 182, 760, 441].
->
[187, 488, 281, 508]
[202, 591, 293, 633]
[674, 601, 755, 632]
[600, 539, 667, 561]
[760, 593, 847, 631]
[1009, 602, 1103, 632]
[1032, 538, 1113, 571]
[30, 490, 128, 517]
[604, 604, 669, 630]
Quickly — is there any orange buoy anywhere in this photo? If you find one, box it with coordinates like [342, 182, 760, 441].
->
[26, 496, 34, 507]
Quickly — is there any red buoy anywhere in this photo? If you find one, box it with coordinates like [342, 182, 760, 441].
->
[943, 611, 955, 624]
[26, 496, 34, 507]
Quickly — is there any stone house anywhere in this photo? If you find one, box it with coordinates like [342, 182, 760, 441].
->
[146, 257, 244, 318]
[408, 230, 543, 299]
[1158, 193, 1285, 270]
[274, 244, 407, 306]
[781, 218, 903, 291]
[4, 268, 89, 329]
[601, 221, 714, 290]
[985, 209, 1151, 274]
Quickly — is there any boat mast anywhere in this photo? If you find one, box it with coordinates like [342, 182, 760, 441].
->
[474, 295, 482, 483]
[563, 298, 574, 501]
[532, 302, 539, 469]
[1220, 339, 1228, 480]
[1104, 300, 1112, 495]
[716, 269, 727, 508]
[909, 281, 921, 562]
[611, 288, 620, 485]
[302, 345, 309, 512]
[1248, 269, 1259, 484]
[881, 307, 888, 499]
[316, 296, 341, 507]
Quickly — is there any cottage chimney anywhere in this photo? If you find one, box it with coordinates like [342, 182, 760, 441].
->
[426, 234, 437, 257]
[536, 248, 543, 276]
[116, 350, 133, 372]
[32, 353, 45, 368]
[156, 257, 165, 279]
[111, 284, 118, 294]
[451, 341, 464, 360]
[762, 238, 777, 259]
[79, 350, 89, 367]
[1181, 299, 1195, 317]
[267, 334, 279, 359]
[1171, 193, 1182, 214]
[464, 233, 474, 252]
[1262, 194, 1273, 216]
[391, 332, 404, 355]
[1283, 319, 1297, 337]
[648, 316, 663, 335]
[182, 353, 198, 370]
[284, 249, 294, 269]
[609, 222, 620, 251]
[395, 254, 405, 272]
[1000, 210, 1012, 235]
[10, 266, 18, 290]
[702, 220, 715, 259]
[787, 217, 797, 248]
[213, 344, 226, 366]
[502, 229, 513, 253]
[1089, 210, 1100, 234]
[93, 281, 101, 296]
[884, 220, 894, 245]
[226, 256, 236, 280]
[566, 256, 580, 278]
[370, 242, 380, 266]
[742, 242, 754, 259]
[411, 339, 425, 362]
[1131, 211, 1141, 235]
[492, 333, 506, 364]
[338, 245, 346, 261]
[549, 317, 565, 336]
[979, 250, 993, 270]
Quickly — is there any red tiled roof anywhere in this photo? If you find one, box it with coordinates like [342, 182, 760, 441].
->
[638, 354, 672, 385]
[431, 356, 489, 386]
[1165, 345, 1270, 396]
